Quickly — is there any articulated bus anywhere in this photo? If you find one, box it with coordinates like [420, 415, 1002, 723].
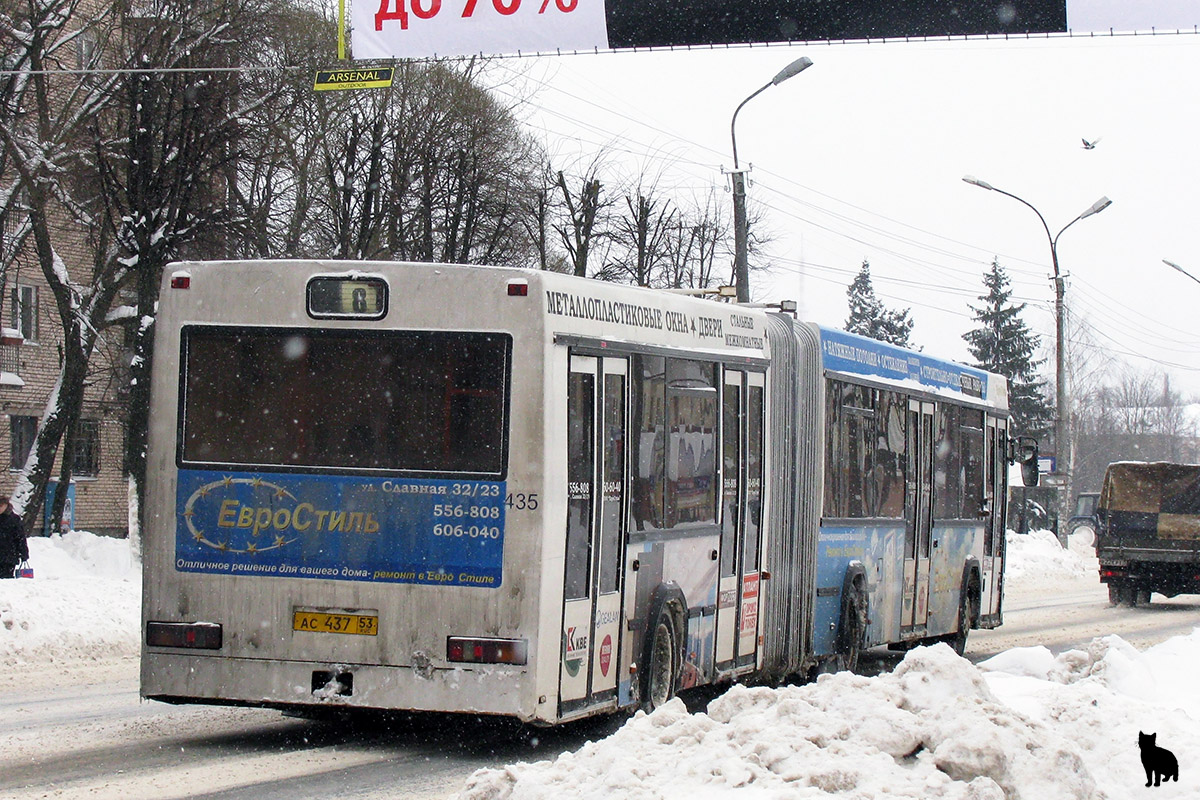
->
[140, 260, 1036, 724]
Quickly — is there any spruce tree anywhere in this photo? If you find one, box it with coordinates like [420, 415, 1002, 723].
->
[845, 260, 914, 347]
[963, 258, 1053, 438]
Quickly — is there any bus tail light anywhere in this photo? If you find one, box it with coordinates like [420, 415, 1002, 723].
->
[447, 636, 528, 665]
[146, 621, 222, 650]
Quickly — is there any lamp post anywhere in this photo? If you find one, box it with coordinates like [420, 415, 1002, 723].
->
[730, 56, 813, 303]
[1163, 259, 1200, 287]
[962, 175, 1111, 525]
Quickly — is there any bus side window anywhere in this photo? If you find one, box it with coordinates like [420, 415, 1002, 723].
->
[630, 355, 665, 532]
[874, 390, 906, 518]
[823, 380, 874, 518]
[960, 411, 985, 518]
[934, 405, 961, 519]
[665, 359, 717, 527]
[565, 370, 594, 599]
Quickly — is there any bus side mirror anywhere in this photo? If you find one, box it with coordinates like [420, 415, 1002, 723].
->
[1009, 436, 1040, 488]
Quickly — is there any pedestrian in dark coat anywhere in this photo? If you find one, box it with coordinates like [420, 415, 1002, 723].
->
[0, 496, 27, 578]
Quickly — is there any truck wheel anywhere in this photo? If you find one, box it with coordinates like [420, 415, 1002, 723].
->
[1108, 584, 1122, 606]
[643, 609, 679, 711]
[1135, 589, 1151, 606]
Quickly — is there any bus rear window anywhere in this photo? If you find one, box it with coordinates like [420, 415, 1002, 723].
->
[179, 327, 510, 477]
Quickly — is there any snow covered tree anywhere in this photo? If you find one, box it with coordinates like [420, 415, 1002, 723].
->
[845, 260, 914, 347]
[0, 0, 124, 535]
[104, 0, 292, 546]
[963, 258, 1052, 439]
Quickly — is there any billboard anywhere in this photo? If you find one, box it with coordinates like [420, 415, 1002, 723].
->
[352, 0, 1070, 59]
[175, 469, 507, 588]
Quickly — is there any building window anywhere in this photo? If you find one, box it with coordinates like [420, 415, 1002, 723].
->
[11, 285, 37, 342]
[10, 415, 37, 471]
[73, 419, 101, 478]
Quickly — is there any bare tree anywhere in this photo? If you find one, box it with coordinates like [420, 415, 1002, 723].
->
[603, 180, 677, 287]
[553, 155, 612, 278]
[102, 0, 292, 543]
[1073, 367, 1200, 494]
[659, 190, 729, 290]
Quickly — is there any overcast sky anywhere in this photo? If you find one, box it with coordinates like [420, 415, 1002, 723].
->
[484, 28, 1200, 400]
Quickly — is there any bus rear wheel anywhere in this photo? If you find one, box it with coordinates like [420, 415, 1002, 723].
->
[951, 588, 972, 656]
[836, 586, 866, 672]
[644, 610, 679, 711]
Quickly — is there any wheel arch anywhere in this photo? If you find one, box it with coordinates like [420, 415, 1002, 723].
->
[639, 581, 688, 700]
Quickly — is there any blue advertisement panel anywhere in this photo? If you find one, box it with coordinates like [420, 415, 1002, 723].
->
[819, 327, 988, 399]
[175, 470, 506, 588]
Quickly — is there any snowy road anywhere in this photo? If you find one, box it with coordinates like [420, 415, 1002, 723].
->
[6, 570, 1200, 799]
[0, 666, 617, 800]
[968, 578, 1200, 659]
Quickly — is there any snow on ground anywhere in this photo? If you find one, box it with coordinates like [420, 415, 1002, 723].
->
[1, 531, 1194, 798]
[0, 531, 140, 668]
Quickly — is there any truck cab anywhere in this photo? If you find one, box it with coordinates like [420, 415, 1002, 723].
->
[1065, 491, 1099, 545]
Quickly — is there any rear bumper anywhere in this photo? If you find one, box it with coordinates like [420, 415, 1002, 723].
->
[140, 650, 542, 722]
[1098, 560, 1200, 597]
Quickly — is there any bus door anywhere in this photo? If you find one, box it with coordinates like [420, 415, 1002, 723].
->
[982, 416, 1008, 620]
[560, 355, 627, 714]
[715, 370, 765, 670]
[902, 400, 935, 631]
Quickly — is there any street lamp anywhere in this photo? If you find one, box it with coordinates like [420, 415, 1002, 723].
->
[730, 56, 813, 303]
[1163, 259, 1200, 286]
[962, 175, 1111, 524]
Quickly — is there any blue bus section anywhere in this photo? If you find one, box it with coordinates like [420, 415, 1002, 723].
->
[813, 524, 905, 655]
[174, 469, 506, 587]
[819, 327, 988, 399]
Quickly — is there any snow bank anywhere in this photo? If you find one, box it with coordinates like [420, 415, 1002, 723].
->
[1004, 529, 1096, 583]
[463, 630, 1200, 800]
[461, 645, 1098, 800]
[0, 531, 140, 667]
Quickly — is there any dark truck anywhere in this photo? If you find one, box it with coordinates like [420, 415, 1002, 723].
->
[1096, 461, 1200, 606]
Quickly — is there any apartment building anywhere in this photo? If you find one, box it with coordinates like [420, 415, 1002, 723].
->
[1, 219, 130, 538]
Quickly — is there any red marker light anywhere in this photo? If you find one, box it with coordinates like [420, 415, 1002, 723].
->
[507, 280, 528, 297]
[170, 274, 191, 289]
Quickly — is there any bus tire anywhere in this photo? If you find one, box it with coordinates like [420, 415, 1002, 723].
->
[836, 579, 867, 673]
[951, 584, 973, 656]
[642, 608, 680, 711]
[945, 578, 974, 662]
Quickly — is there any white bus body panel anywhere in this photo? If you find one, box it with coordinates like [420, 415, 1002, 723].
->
[141, 261, 772, 724]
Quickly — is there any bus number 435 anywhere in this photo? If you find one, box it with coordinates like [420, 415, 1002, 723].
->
[506, 492, 538, 510]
